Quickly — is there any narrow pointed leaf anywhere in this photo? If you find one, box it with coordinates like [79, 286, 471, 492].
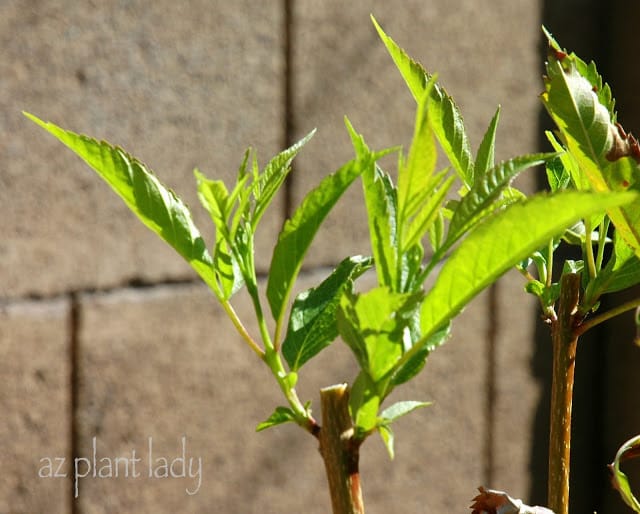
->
[362, 164, 399, 289]
[25, 114, 218, 293]
[282, 256, 373, 371]
[474, 106, 500, 183]
[252, 130, 315, 229]
[398, 79, 438, 221]
[446, 153, 556, 246]
[403, 174, 455, 251]
[267, 159, 364, 325]
[372, 16, 474, 185]
[421, 191, 637, 338]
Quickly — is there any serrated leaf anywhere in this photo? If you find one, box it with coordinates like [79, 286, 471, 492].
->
[420, 190, 637, 339]
[362, 164, 399, 289]
[338, 286, 423, 383]
[474, 106, 500, 183]
[446, 153, 556, 246]
[255, 406, 297, 432]
[388, 321, 451, 387]
[398, 78, 438, 221]
[545, 131, 588, 190]
[267, 158, 365, 327]
[282, 256, 373, 371]
[25, 114, 218, 294]
[588, 233, 640, 298]
[252, 130, 315, 229]
[545, 155, 571, 192]
[212, 237, 244, 299]
[372, 16, 474, 186]
[540, 37, 640, 257]
[403, 173, 455, 252]
[609, 434, 640, 513]
[195, 172, 244, 298]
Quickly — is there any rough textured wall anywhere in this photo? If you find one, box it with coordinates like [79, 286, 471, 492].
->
[1, 1, 552, 513]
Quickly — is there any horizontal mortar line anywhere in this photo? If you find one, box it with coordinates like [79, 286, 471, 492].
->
[0, 263, 363, 307]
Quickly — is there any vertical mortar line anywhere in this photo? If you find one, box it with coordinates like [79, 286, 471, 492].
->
[484, 283, 499, 485]
[69, 292, 80, 514]
[282, 0, 295, 218]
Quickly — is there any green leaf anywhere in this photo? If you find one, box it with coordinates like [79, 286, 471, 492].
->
[540, 36, 640, 257]
[474, 106, 501, 183]
[282, 256, 373, 371]
[609, 434, 640, 513]
[376, 400, 430, 459]
[362, 164, 399, 289]
[371, 15, 474, 186]
[545, 131, 588, 190]
[378, 424, 395, 459]
[212, 238, 244, 299]
[402, 172, 455, 252]
[379, 400, 431, 424]
[398, 79, 438, 222]
[338, 286, 423, 383]
[446, 153, 556, 246]
[267, 158, 365, 326]
[255, 406, 297, 432]
[545, 154, 571, 192]
[349, 371, 380, 436]
[588, 233, 640, 298]
[252, 130, 315, 230]
[25, 114, 218, 294]
[195, 171, 245, 298]
[388, 321, 451, 387]
[420, 190, 638, 339]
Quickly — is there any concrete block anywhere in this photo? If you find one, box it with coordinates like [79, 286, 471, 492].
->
[291, 0, 543, 267]
[0, 298, 70, 513]
[75, 283, 326, 513]
[75, 267, 487, 512]
[492, 271, 543, 499]
[1, 1, 284, 298]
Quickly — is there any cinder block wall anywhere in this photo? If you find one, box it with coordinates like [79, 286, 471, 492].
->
[3, 1, 638, 513]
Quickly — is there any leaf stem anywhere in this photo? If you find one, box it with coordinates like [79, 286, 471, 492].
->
[583, 218, 597, 280]
[576, 296, 640, 336]
[220, 300, 264, 358]
[595, 217, 610, 271]
[546, 239, 554, 288]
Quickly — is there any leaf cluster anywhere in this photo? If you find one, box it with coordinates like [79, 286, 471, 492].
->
[24, 18, 638, 464]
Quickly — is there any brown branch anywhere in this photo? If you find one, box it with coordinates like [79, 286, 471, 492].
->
[318, 384, 365, 514]
[547, 273, 580, 514]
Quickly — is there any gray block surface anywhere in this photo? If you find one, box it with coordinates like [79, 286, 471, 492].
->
[2, 0, 284, 298]
[0, 298, 70, 513]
